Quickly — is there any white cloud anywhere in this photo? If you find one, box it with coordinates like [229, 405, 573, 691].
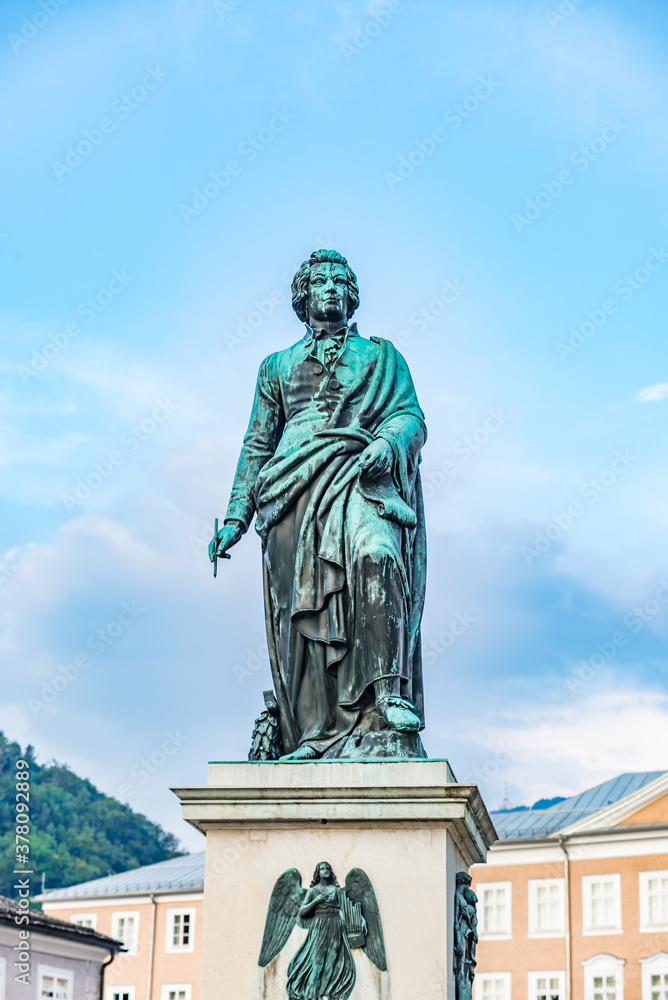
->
[637, 382, 668, 403]
[479, 688, 668, 807]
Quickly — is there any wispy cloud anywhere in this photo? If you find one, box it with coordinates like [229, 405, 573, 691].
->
[637, 382, 668, 403]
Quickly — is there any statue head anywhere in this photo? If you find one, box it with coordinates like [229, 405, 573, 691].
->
[456, 871, 472, 890]
[292, 250, 360, 326]
[310, 861, 338, 886]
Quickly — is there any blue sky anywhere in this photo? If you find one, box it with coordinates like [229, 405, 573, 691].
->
[1, 0, 667, 854]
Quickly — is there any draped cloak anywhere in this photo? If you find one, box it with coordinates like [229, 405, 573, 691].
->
[225, 325, 427, 755]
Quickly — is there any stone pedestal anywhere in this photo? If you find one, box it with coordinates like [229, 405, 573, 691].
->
[173, 760, 495, 1000]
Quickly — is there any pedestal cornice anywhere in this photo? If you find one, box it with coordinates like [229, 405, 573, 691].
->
[172, 759, 497, 867]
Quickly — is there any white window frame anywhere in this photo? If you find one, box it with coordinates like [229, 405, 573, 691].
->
[70, 912, 97, 930]
[640, 952, 668, 1000]
[582, 874, 622, 935]
[164, 907, 196, 953]
[37, 963, 74, 1000]
[111, 910, 140, 955]
[160, 986, 192, 1000]
[107, 989, 136, 1000]
[639, 870, 668, 933]
[582, 953, 625, 1000]
[528, 970, 566, 999]
[477, 880, 512, 940]
[0, 955, 6, 1000]
[475, 971, 511, 1000]
[528, 878, 566, 937]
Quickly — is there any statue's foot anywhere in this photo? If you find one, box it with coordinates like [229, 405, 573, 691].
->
[279, 744, 319, 762]
[377, 695, 420, 733]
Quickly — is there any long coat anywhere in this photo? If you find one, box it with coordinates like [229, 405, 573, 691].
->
[225, 324, 427, 754]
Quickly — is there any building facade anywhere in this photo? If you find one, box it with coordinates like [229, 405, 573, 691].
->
[38, 854, 205, 1000]
[0, 894, 122, 1000]
[471, 770, 668, 1000]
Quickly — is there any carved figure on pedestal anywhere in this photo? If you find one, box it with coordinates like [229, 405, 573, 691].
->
[258, 862, 386, 999]
[454, 871, 478, 1000]
[210, 250, 428, 761]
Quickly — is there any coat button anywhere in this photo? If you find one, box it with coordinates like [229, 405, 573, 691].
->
[313, 364, 323, 375]
[328, 378, 341, 389]
[328, 399, 338, 410]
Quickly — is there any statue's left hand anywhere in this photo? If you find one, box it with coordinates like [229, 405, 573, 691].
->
[359, 438, 393, 479]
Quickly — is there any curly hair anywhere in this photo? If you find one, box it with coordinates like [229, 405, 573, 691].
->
[291, 249, 360, 323]
[310, 861, 339, 887]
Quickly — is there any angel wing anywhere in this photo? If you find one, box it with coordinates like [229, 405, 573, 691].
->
[344, 868, 387, 971]
[258, 868, 306, 967]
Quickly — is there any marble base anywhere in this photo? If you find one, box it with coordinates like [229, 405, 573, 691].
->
[173, 760, 495, 1000]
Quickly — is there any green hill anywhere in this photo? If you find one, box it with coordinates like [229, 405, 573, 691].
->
[0, 733, 182, 896]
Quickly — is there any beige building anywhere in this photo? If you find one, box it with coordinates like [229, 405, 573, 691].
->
[472, 770, 668, 1000]
[38, 853, 205, 1000]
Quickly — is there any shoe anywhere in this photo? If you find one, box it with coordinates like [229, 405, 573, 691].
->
[377, 695, 420, 733]
[279, 744, 319, 761]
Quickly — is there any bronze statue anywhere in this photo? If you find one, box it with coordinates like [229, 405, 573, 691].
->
[210, 250, 428, 760]
[454, 872, 478, 1000]
[258, 862, 386, 1000]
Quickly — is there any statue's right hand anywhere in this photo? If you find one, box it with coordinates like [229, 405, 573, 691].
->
[208, 521, 243, 562]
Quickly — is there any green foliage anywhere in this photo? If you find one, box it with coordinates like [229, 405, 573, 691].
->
[0, 733, 182, 896]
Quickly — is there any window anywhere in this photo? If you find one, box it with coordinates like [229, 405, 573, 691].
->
[582, 875, 622, 934]
[160, 986, 191, 1000]
[108, 989, 135, 1000]
[478, 881, 512, 938]
[529, 970, 566, 1000]
[38, 966, 73, 1000]
[640, 872, 668, 933]
[476, 972, 511, 1000]
[111, 911, 140, 954]
[71, 912, 97, 929]
[165, 908, 196, 953]
[529, 879, 566, 936]
[640, 953, 668, 1000]
[582, 953, 625, 1000]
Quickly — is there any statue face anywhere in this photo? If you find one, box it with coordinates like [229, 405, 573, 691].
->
[317, 862, 332, 880]
[307, 262, 349, 325]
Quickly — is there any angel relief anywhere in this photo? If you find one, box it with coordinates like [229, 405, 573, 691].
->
[258, 862, 387, 999]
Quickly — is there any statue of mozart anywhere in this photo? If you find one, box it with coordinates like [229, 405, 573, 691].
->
[210, 250, 428, 760]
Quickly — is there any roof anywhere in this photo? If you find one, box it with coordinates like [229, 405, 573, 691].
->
[491, 771, 666, 840]
[37, 851, 205, 902]
[0, 895, 122, 951]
